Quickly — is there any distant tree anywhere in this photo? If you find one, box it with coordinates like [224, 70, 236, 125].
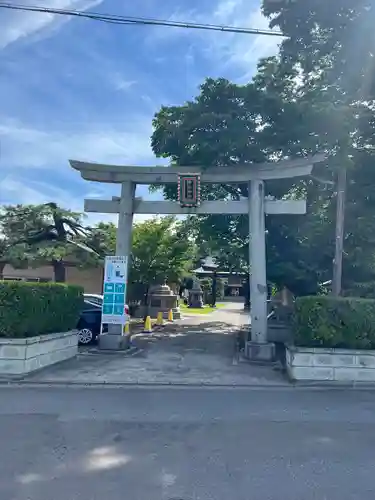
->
[82, 217, 196, 302]
[79, 222, 117, 266]
[130, 216, 195, 289]
[0, 203, 92, 282]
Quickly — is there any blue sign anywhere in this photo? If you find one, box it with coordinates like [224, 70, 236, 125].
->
[101, 256, 128, 325]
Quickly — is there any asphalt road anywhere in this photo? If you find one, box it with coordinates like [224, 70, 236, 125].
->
[1, 385, 375, 500]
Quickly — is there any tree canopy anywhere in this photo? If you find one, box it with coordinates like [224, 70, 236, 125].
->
[130, 216, 194, 287]
[151, 73, 330, 294]
[79, 216, 195, 293]
[0, 204, 88, 282]
[263, 0, 375, 101]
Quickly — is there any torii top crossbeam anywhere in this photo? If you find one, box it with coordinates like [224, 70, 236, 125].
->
[69, 154, 325, 184]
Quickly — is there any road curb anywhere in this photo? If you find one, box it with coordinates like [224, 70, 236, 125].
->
[1, 380, 375, 390]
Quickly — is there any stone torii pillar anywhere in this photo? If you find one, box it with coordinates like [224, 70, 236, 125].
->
[117, 182, 135, 258]
[247, 179, 270, 359]
[70, 154, 325, 355]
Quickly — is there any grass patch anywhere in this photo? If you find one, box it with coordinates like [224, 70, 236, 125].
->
[130, 318, 158, 324]
[179, 303, 225, 314]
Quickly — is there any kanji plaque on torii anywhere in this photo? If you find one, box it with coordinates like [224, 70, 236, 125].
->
[178, 173, 201, 207]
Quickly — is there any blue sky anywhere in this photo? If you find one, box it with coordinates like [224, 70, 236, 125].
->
[0, 0, 280, 225]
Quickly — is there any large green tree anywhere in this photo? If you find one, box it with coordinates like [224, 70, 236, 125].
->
[262, 0, 375, 294]
[263, 0, 375, 101]
[151, 1, 375, 296]
[151, 73, 335, 295]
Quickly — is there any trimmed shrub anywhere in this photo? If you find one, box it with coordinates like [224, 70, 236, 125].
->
[0, 281, 84, 338]
[293, 295, 375, 349]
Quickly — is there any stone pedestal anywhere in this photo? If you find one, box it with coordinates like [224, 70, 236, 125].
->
[188, 279, 204, 308]
[99, 332, 129, 350]
[148, 282, 181, 319]
[244, 341, 275, 362]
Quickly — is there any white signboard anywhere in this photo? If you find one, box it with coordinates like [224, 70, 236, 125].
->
[101, 256, 128, 325]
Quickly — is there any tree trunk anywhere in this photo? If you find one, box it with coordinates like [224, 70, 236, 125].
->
[210, 272, 217, 307]
[244, 276, 250, 310]
[0, 261, 5, 279]
[143, 284, 151, 321]
[332, 165, 347, 296]
[52, 260, 66, 283]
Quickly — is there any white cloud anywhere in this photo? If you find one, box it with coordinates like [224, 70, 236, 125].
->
[0, 0, 104, 50]
[212, 2, 282, 79]
[0, 115, 165, 224]
[146, 0, 281, 80]
[0, 176, 52, 206]
[205, 0, 282, 78]
[0, 117, 162, 169]
[111, 75, 137, 92]
[0, 174, 154, 225]
[0, 173, 96, 210]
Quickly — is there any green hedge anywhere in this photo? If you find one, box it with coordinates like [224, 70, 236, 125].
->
[293, 296, 375, 349]
[0, 281, 84, 338]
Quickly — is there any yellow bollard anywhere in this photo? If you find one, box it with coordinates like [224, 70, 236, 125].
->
[156, 311, 164, 326]
[143, 315, 152, 333]
[168, 309, 174, 322]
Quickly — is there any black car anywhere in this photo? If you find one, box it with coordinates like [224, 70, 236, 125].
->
[77, 300, 107, 345]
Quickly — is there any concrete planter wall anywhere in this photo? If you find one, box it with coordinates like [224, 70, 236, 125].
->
[286, 345, 375, 382]
[0, 330, 78, 376]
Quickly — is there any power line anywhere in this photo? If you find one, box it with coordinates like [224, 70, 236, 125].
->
[0, 2, 284, 37]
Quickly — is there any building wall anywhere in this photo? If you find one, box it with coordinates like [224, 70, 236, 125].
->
[65, 266, 103, 293]
[2, 264, 54, 281]
[1, 263, 103, 294]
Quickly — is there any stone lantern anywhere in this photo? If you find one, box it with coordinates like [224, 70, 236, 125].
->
[188, 278, 204, 308]
[201, 256, 218, 270]
[201, 256, 219, 307]
[148, 281, 181, 319]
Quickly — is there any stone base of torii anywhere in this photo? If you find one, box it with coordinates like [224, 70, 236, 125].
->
[70, 155, 325, 360]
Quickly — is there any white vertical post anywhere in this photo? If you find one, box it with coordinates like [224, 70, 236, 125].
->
[99, 181, 135, 350]
[249, 179, 268, 343]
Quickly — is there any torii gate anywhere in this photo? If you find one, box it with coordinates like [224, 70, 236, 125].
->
[70, 154, 325, 358]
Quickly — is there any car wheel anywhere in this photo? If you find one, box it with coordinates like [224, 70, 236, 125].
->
[78, 327, 94, 345]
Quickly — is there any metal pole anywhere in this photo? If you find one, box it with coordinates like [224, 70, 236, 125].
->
[332, 166, 347, 296]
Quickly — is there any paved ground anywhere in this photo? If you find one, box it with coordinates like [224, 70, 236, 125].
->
[25, 303, 286, 386]
[2, 385, 375, 499]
